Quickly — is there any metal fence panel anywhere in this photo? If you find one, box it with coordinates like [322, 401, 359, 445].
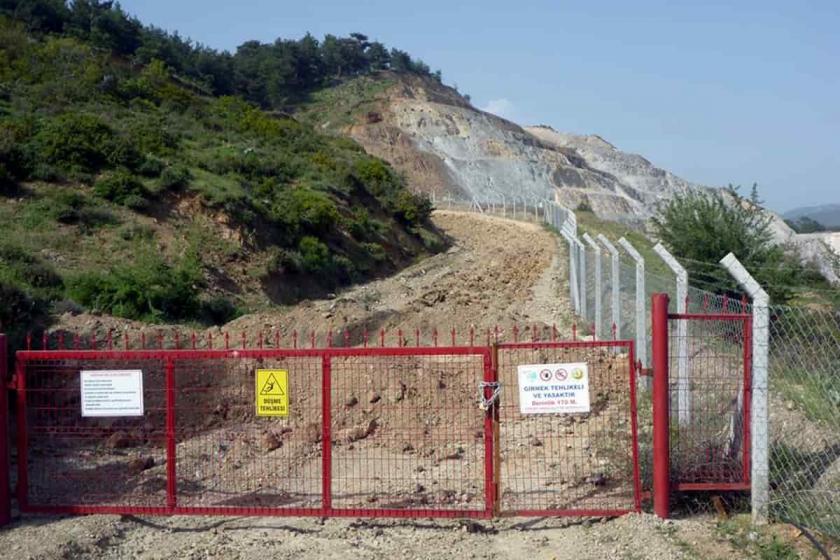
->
[495, 341, 641, 516]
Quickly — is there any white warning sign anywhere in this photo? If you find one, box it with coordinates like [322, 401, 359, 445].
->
[80, 370, 144, 417]
[517, 362, 590, 414]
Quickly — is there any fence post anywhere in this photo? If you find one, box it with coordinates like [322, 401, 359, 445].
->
[578, 239, 587, 321]
[562, 233, 580, 314]
[0, 334, 9, 527]
[583, 233, 602, 338]
[720, 253, 770, 525]
[651, 293, 670, 519]
[597, 234, 620, 337]
[653, 243, 689, 426]
[618, 237, 647, 370]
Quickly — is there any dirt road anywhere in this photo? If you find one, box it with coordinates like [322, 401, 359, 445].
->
[1, 511, 757, 560]
[226, 210, 575, 342]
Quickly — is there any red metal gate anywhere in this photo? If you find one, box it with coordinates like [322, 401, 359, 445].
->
[2, 333, 642, 521]
[13, 346, 493, 519]
[494, 340, 642, 517]
[651, 293, 752, 517]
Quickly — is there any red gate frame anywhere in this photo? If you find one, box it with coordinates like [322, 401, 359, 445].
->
[652, 293, 753, 518]
[494, 339, 643, 517]
[14, 346, 494, 519]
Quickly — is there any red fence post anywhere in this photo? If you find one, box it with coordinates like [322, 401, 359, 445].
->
[321, 355, 332, 515]
[0, 334, 10, 526]
[165, 358, 177, 511]
[652, 293, 671, 519]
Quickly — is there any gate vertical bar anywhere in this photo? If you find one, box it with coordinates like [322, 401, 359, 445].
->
[486, 348, 497, 518]
[15, 359, 27, 511]
[0, 334, 9, 526]
[653, 243, 689, 425]
[583, 234, 602, 338]
[618, 238, 647, 370]
[720, 253, 769, 524]
[652, 293, 670, 519]
[165, 358, 177, 510]
[627, 341, 643, 512]
[321, 355, 333, 515]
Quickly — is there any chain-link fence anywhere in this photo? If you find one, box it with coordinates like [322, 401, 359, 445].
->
[765, 304, 839, 537]
[433, 195, 839, 537]
[572, 231, 838, 539]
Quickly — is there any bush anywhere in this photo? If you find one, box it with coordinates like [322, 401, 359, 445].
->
[159, 164, 192, 190]
[67, 250, 203, 322]
[272, 188, 340, 240]
[30, 112, 116, 173]
[137, 155, 165, 177]
[198, 295, 241, 325]
[362, 242, 387, 262]
[46, 191, 117, 231]
[94, 169, 150, 207]
[298, 235, 332, 274]
[652, 187, 803, 304]
[392, 190, 433, 226]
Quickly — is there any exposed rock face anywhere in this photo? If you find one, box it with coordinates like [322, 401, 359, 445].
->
[346, 76, 646, 222]
[340, 75, 837, 283]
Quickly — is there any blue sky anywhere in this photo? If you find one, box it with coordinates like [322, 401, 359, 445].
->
[120, 0, 840, 212]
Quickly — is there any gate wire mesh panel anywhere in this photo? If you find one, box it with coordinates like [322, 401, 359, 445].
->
[20, 357, 168, 511]
[766, 305, 840, 538]
[329, 351, 489, 516]
[173, 356, 322, 513]
[496, 343, 640, 515]
[667, 315, 750, 488]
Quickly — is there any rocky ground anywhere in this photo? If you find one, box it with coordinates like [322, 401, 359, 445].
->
[0, 512, 783, 560]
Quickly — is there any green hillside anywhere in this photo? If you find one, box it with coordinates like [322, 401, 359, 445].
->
[0, 5, 447, 346]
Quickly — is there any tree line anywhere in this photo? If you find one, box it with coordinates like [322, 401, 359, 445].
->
[0, 0, 441, 108]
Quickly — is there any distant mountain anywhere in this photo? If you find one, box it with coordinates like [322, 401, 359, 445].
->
[784, 204, 840, 229]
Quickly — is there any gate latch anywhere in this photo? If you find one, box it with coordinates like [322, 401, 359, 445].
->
[479, 381, 502, 411]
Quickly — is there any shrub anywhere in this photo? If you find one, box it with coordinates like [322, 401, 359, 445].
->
[159, 164, 192, 190]
[94, 169, 150, 207]
[198, 296, 242, 325]
[45, 191, 117, 231]
[362, 242, 387, 262]
[30, 112, 116, 173]
[298, 235, 331, 274]
[67, 251, 203, 322]
[137, 155, 165, 177]
[392, 190, 433, 226]
[652, 186, 803, 304]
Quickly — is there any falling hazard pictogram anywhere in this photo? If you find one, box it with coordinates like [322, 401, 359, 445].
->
[255, 369, 289, 417]
[259, 373, 286, 396]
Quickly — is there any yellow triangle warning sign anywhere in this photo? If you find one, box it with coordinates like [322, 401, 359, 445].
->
[255, 369, 289, 417]
[259, 372, 286, 396]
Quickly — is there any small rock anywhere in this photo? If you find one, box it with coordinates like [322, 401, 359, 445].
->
[530, 436, 543, 447]
[105, 431, 131, 449]
[302, 422, 322, 444]
[345, 395, 359, 408]
[368, 391, 381, 404]
[260, 432, 282, 452]
[586, 472, 608, 486]
[128, 456, 155, 473]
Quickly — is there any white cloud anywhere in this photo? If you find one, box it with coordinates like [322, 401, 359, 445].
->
[480, 98, 515, 119]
